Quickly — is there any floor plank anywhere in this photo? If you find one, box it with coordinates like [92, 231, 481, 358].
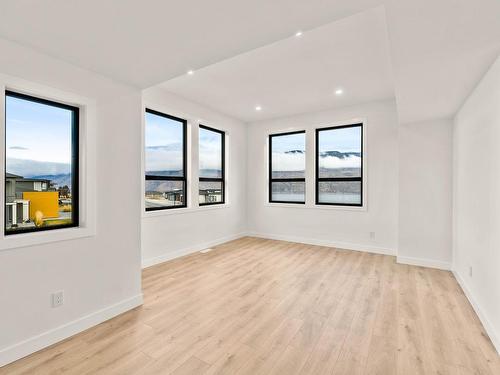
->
[1, 237, 498, 375]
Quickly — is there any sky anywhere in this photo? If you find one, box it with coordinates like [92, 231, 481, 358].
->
[6, 95, 73, 176]
[272, 126, 362, 171]
[6, 95, 359, 177]
[145, 112, 223, 174]
[199, 127, 222, 177]
[271, 133, 306, 172]
[318, 126, 361, 153]
[318, 126, 361, 170]
[145, 112, 184, 173]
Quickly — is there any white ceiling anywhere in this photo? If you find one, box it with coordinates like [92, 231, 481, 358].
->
[160, 7, 395, 122]
[0, 0, 499, 124]
[385, 0, 500, 123]
[0, 0, 383, 88]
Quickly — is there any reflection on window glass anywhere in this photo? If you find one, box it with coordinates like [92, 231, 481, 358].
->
[5, 92, 78, 234]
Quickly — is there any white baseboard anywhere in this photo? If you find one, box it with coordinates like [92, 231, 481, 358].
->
[452, 270, 500, 355]
[0, 293, 143, 368]
[397, 255, 451, 270]
[247, 231, 396, 256]
[142, 232, 248, 268]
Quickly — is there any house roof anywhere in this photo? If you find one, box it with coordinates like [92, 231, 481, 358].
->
[6, 172, 23, 178]
[6, 173, 51, 183]
[20, 177, 51, 183]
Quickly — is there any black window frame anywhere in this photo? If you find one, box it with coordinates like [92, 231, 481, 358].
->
[315, 123, 363, 207]
[198, 124, 225, 206]
[4, 90, 80, 235]
[268, 130, 306, 204]
[145, 108, 187, 211]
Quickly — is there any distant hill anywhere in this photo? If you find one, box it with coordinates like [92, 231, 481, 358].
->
[146, 169, 222, 178]
[320, 151, 361, 158]
[284, 150, 360, 158]
[145, 170, 183, 177]
[30, 174, 72, 189]
[199, 169, 222, 178]
[7, 158, 70, 177]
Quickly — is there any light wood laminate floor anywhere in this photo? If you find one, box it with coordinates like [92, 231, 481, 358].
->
[1, 237, 499, 374]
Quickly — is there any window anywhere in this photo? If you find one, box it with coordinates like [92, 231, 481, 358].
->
[199, 125, 225, 205]
[5, 91, 79, 234]
[269, 131, 306, 204]
[316, 124, 363, 206]
[145, 109, 187, 211]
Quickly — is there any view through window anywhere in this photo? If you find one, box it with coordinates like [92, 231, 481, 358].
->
[316, 124, 363, 206]
[269, 131, 306, 203]
[145, 109, 187, 210]
[5, 91, 79, 234]
[199, 125, 225, 205]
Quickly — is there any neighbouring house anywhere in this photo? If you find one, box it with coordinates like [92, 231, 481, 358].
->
[6, 172, 51, 201]
[164, 189, 184, 204]
[5, 173, 53, 227]
[199, 188, 222, 204]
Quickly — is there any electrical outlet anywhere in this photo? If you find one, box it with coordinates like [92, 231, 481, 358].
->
[51, 291, 64, 308]
[369, 231, 375, 239]
[469, 266, 473, 278]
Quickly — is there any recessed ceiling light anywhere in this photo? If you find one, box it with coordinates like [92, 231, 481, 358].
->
[335, 88, 344, 95]
[255, 106, 262, 111]
[187, 70, 194, 75]
[295, 31, 303, 37]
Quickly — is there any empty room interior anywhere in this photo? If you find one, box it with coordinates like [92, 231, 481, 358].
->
[1, 1, 500, 374]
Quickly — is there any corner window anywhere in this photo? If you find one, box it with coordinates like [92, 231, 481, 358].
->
[316, 124, 363, 206]
[5, 91, 79, 234]
[269, 131, 306, 204]
[145, 109, 187, 211]
[199, 125, 225, 205]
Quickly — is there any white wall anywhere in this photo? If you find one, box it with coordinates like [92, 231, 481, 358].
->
[398, 119, 453, 269]
[1, 32, 496, 367]
[453, 55, 500, 353]
[0, 38, 143, 365]
[141, 88, 247, 267]
[246, 99, 399, 254]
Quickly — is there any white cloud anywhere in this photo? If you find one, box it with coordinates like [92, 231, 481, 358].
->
[145, 142, 223, 172]
[145, 149, 183, 172]
[6, 157, 70, 177]
[320, 155, 361, 169]
[9, 146, 29, 150]
[272, 152, 305, 171]
[272, 152, 361, 172]
[199, 143, 222, 171]
[199, 151, 221, 170]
